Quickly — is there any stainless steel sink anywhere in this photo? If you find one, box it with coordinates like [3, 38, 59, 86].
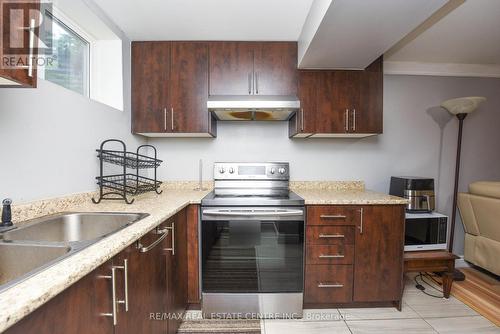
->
[0, 212, 148, 291]
[2, 212, 148, 243]
[0, 243, 71, 287]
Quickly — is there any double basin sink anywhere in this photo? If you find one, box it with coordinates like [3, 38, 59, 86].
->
[0, 212, 148, 291]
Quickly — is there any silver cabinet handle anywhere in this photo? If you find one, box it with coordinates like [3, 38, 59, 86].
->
[28, 18, 35, 77]
[164, 108, 167, 131]
[137, 229, 169, 253]
[171, 107, 174, 131]
[318, 234, 345, 238]
[248, 73, 252, 94]
[255, 72, 259, 94]
[164, 222, 175, 255]
[113, 260, 129, 312]
[100, 267, 118, 325]
[301, 108, 304, 131]
[318, 283, 344, 288]
[358, 208, 364, 234]
[352, 108, 356, 131]
[345, 109, 349, 132]
[320, 214, 347, 219]
[319, 254, 345, 258]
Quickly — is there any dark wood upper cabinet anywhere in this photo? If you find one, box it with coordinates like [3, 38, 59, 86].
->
[357, 57, 383, 134]
[131, 41, 170, 134]
[132, 41, 215, 136]
[208, 42, 255, 96]
[353, 205, 405, 303]
[253, 42, 298, 96]
[289, 56, 383, 138]
[170, 42, 212, 134]
[0, 0, 39, 88]
[209, 41, 298, 96]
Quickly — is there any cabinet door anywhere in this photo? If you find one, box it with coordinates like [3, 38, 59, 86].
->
[355, 57, 383, 134]
[131, 41, 170, 133]
[314, 72, 347, 133]
[209, 42, 255, 96]
[166, 210, 188, 334]
[170, 42, 214, 134]
[253, 42, 298, 96]
[115, 230, 168, 334]
[4, 260, 114, 334]
[290, 71, 317, 136]
[0, 0, 39, 87]
[353, 205, 405, 302]
[187, 205, 201, 304]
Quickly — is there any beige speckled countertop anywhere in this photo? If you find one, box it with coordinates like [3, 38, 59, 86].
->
[0, 181, 407, 332]
[0, 187, 210, 333]
[293, 188, 408, 205]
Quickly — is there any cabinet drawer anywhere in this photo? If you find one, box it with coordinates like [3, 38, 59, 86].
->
[304, 265, 353, 303]
[307, 226, 355, 245]
[307, 206, 361, 226]
[306, 244, 354, 265]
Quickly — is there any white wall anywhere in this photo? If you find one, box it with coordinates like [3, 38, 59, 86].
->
[148, 75, 500, 254]
[0, 23, 143, 203]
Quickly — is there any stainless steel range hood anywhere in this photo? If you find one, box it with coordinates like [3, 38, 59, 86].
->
[207, 95, 300, 121]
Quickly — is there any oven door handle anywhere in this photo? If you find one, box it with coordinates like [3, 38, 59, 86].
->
[202, 209, 304, 217]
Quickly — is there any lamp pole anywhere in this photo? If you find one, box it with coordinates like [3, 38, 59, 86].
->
[449, 113, 467, 253]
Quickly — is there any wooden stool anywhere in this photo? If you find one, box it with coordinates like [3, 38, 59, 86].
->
[404, 251, 459, 298]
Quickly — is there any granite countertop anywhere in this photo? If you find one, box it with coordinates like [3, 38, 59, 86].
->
[293, 188, 409, 205]
[0, 187, 210, 333]
[0, 181, 407, 332]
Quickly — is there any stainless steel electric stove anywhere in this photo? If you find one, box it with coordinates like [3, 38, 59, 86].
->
[201, 162, 305, 319]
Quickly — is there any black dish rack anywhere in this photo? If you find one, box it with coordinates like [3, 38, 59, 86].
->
[92, 139, 163, 204]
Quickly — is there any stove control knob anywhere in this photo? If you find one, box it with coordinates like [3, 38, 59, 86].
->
[278, 167, 286, 174]
[229, 167, 235, 174]
[219, 167, 225, 174]
[270, 168, 276, 174]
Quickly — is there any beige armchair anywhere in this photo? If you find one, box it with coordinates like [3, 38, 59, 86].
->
[458, 181, 500, 275]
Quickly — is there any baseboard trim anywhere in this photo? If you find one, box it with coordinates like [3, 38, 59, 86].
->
[455, 255, 472, 268]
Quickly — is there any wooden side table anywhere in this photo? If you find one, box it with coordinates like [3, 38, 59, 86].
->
[404, 251, 459, 298]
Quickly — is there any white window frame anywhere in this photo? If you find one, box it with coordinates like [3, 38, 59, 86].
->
[39, 6, 94, 97]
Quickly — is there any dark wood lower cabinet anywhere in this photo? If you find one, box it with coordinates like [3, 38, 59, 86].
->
[166, 209, 188, 334]
[304, 205, 405, 309]
[5, 260, 114, 334]
[5, 206, 193, 334]
[115, 229, 168, 334]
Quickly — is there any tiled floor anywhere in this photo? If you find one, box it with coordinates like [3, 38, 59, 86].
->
[261, 275, 500, 334]
[187, 274, 500, 333]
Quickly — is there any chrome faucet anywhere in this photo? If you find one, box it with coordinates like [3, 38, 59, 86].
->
[1, 198, 13, 227]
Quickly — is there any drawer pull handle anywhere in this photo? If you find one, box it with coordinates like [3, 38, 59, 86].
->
[318, 283, 344, 288]
[137, 228, 169, 253]
[319, 254, 345, 258]
[319, 234, 344, 238]
[320, 215, 347, 219]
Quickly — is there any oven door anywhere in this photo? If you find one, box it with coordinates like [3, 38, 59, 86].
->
[201, 207, 304, 294]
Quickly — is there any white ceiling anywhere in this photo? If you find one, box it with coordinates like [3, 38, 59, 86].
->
[298, 0, 448, 69]
[386, 0, 500, 65]
[92, 0, 313, 41]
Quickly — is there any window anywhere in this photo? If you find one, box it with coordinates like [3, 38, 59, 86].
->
[43, 11, 90, 96]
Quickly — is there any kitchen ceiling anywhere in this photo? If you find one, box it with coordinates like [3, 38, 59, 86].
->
[386, 0, 500, 65]
[91, 0, 314, 41]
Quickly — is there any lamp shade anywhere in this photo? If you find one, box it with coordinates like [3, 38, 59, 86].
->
[441, 97, 486, 115]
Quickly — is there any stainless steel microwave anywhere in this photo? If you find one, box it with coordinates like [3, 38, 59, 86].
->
[404, 212, 448, 251]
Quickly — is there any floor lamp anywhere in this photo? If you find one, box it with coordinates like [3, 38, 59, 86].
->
[441, 96, 486, 280]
